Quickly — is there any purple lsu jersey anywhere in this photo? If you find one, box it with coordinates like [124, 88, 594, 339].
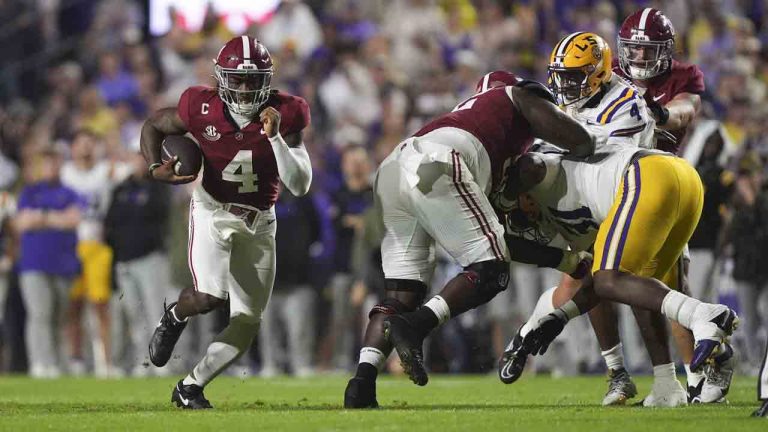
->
[413, 86, 534, 191]
[178, 87, 310, 209]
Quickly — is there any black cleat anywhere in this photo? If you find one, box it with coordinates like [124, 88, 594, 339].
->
[754, 400, 768, 417]
[498, 327, 527, 384]
[344, 377, 379, 408]
[383, 314, 428, 386]
[149, 301, 187, 367]
[171, 380, 212, 409]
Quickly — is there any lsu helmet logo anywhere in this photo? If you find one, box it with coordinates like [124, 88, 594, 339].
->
[203, 125, 221, 141]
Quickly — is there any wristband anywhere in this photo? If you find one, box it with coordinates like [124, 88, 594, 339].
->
[649, 102, 670, 126]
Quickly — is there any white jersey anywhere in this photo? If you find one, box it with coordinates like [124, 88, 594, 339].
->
[518, 75, 656, 251]
[61, 160, 131, 242]
[528, 146, 667, 252]
[566, 74, 655, 150]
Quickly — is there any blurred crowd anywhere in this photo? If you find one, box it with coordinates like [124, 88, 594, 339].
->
[0, 0, 766, 378]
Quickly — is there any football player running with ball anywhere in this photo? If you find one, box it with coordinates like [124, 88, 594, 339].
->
[344, 70, 599, 408]
[140, 36, 312, 409]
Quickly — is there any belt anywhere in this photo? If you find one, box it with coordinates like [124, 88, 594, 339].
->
[224, 203, 258, 227]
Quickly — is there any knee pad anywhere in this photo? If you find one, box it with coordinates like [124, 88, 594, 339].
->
[369, 279, 427, 318]
[464, 260, 510, 300]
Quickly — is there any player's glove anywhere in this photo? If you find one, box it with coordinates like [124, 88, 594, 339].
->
[556, 250, 593, 279]
[648, 100, 670, 126]
[522, 311, 567, 356]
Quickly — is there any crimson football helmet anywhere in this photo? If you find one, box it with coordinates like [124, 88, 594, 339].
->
[617, 8, 675, 80]
[475, 70, 521, 93]
[214, 36, 273, 117]
[475, 70, 556, 103]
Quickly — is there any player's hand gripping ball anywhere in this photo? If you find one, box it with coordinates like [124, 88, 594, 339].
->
[154, 135, 201, 184]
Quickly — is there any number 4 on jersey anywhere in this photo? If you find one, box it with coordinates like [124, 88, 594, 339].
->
[223, 150, 259, 193]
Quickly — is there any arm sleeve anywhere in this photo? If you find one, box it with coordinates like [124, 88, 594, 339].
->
[270, 134, 312, 196]
[271, 96, 313, 195]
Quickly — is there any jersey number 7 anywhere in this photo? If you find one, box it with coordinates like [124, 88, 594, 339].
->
[223, 150, 259, 193]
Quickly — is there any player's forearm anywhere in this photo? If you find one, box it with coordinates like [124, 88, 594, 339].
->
[269, 133, 312, 196]
[140, 108, 187, 166]
[539, 119, 595, 157]
[531, 104, 595, 157]
[653, 94, 700, 131]
[658, 103, 696, 131]
[140, 121, 166, 166]
[512, 86, 595, 157]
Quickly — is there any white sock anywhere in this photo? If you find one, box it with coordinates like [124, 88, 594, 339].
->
[661, 291, 701, 329]
[189, 318, 259, 387]
[182, 373, 202, 386]
[358, 347, 386, 370]
[652, 362, 677, 384]
[424, 295, 451, 325]
[170, 305, 188, 323]
[521, 286, 556, 337]
[601, 343, 625, 371]
[684, 364, 705, 387]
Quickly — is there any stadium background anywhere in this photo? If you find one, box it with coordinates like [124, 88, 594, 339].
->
[0, 0, 766, 383]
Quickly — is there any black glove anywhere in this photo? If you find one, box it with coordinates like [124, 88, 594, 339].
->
[521, 311, 567, 355]
[647, 100, 670, 126]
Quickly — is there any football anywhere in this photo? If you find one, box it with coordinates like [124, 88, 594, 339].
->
[161, 135, 203, 176]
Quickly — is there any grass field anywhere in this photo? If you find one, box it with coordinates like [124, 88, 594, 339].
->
[0, 374, 765, 431]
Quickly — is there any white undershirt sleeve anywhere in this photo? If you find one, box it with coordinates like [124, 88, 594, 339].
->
[269, 132, 313, 196]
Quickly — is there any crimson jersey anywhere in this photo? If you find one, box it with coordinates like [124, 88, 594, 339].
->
[178, 87, 310, 209]
[614, 59, 704, 153]
[414, 86, 533, 191]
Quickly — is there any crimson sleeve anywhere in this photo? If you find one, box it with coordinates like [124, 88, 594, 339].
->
[281, 96, 311, 136]
[680, 64, 705, 95]
[177, 87, 194, 129]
